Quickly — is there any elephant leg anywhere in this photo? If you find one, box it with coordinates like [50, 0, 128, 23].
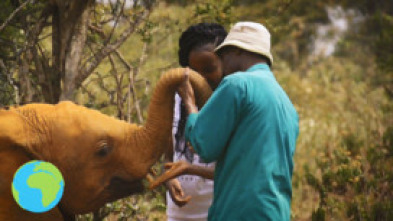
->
[0, 145, 64, 221]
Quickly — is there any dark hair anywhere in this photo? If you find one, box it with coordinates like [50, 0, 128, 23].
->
[178, 23, 227, 67]
[175, 23, 226, 163]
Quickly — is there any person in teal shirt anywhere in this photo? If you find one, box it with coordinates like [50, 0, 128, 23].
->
[177, 22, 299, 220]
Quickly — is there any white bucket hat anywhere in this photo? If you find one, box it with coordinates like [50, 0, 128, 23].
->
[215, 21, 273, 65]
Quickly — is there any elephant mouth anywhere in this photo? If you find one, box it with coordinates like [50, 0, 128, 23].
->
[105, 176, 145, 201]
[85, 177, 144, 211]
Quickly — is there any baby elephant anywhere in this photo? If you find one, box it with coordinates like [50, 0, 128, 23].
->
[0, 68, 211, 220]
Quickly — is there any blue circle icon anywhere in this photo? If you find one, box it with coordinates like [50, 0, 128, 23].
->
[11, 160, 65, 213]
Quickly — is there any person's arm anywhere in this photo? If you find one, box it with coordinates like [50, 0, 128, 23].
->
[166, 178, 191, 207]
[163, 95, 191, 207]
[180, 75, 246, 163]
[164, 143, 191, 207]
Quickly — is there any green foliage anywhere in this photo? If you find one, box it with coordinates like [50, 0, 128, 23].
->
[331, 0, 393, 97]
[232, 0, 328, 68]
[137, 21, 158, 43]
[0, 73, 15, 106]
[160, 0, 189, 6]
[78, 187, 166, 220]
[0, 0, 46, 60]
[373, 12, 393, 97]
[312, 207, 326, 221]
[193, 0, 234, 26]
[291, 58, 393, 220]
[270, 52, 391, 220]
[0, 0, 23, 60]
[305, 125, 393, 221]
[374, 12, 393, 74]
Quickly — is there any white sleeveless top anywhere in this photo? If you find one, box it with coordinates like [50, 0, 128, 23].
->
[166, 94, 214, 220]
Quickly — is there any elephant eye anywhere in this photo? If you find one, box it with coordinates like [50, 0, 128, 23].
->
[96, 143, 112, 157]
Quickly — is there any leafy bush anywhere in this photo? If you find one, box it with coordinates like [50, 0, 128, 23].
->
[279, 57, 393, 220]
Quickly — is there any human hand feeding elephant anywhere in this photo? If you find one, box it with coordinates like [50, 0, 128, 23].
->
[0, 68, 212, 220]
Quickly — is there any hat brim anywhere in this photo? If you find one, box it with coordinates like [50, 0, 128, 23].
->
[215, 40, 273, 65]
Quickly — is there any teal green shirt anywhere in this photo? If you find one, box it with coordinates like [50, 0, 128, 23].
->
[185, 64, 299, 221]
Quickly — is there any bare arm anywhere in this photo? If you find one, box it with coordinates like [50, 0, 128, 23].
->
[162, 119, 191, 207]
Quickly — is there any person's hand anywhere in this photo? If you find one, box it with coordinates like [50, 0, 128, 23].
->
[178, 68, 198, 113]
[166, 178, 192, 207]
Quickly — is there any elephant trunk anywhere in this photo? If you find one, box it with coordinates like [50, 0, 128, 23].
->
[129, 68, 211, 176]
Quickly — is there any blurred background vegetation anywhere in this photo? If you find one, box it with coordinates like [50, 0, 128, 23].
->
[1, 0, 392, 220]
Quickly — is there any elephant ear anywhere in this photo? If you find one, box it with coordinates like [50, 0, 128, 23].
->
[0, 108, 39, 158]
[0, 109, 63, 220]
[0, 110, 29, 147]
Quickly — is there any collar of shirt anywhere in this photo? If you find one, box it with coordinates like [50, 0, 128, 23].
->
[246, 63, 270, 72]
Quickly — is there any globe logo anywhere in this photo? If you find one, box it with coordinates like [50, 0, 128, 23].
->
[11, 160, 65, 213]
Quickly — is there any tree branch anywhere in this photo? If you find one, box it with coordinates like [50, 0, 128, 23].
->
[104, 0, 126, 46]
[114, 49, 132, 70]
[0, 0, 33, 33]
[130, 42, 148, 123]
[76, 8, 151, 87]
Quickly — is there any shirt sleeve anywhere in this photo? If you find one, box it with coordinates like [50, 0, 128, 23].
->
[185, 76, 246, 163]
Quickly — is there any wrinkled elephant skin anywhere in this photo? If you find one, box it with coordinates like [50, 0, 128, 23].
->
[0, 68, 212, 220]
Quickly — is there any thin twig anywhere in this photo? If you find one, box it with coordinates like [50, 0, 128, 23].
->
[104, 0, 126, 46]
[0, 0, 33, 32]
[131, 42, 148, 124]
[109, 54, 126, 119]
[77, 8, 151, 86]
[113, 47, 146, 123]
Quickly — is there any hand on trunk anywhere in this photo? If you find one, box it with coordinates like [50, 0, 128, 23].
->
[166, 178, 192, 207]
[178, 68, 198, 114]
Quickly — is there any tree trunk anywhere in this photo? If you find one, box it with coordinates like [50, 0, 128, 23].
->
[51, 4, 65, 104]
[19, 51, 34, 104]
[60, 2, 91, 101]
[51, 0, 92, 102]
[10, 0, 150, 104]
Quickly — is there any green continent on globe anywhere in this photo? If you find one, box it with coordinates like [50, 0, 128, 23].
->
[27, 172, 61, 207]
[33, 162, 63, 183]
[12, 184, 20, 203]
[26, 162, 63, 207]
